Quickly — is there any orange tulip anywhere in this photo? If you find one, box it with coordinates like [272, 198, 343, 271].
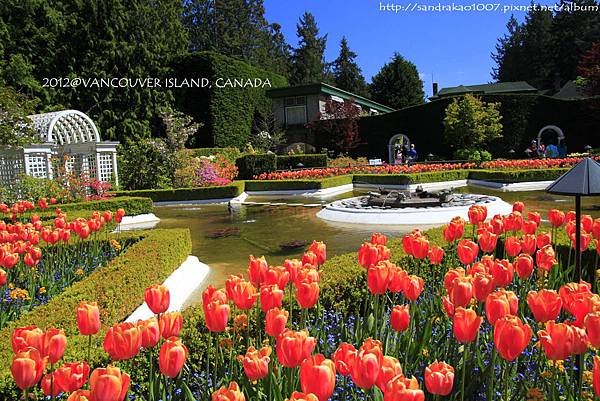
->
[351, 346, 382, 389]
[526, 290, 562, 323]
[390, 305, 410, 332]
[11, 347, 46, 390]
[560, 281, 592, 315]
[144, 284, 170, 315]
[103, 323, 142, 361]
[513, 201, 525, 213]
[67, 390, 92, 401]
[260, 284, 284, 312]
[444, 217, 465, 242]
[42, 328, 67, 364]
[12, 325, 43, 353]
[264, 266, 291, 289]
[265, 307, 289, 337]
[528, 211, 541, 225]
[248, 255, 268, 286]
[159, 337, 188, 378]
[514, 253, 534, 279]
[468, 205, 487, 225]
[491, 259, 514, 288]
[457, 239, 479, 265]
[520, 234, 537, 255]
[490, 215, 504, 235]
[424, 361, 454, 396]
[358, 242, 390, 268]
[428, 245, 444, 265]
[523, 220, 538, 235]
[593, 356, 600, 400]
[229, 279, 258, 310]
[137, 318, 160, 349]
[296, 280, 320, 309]
[536, 232, 552, 249]
[302, 251, 319, 266]
[377, 356, 403, 392]
[585, 312, 600, 348]
[300, 354, 336, 401]
[411, 236, 430, 259]
[240, 346, 271, 381]
[276, 329, 316, 368]
[203, 285, 228, 305]
[211, 382, 245, 401]
[54, 361, 90, 393]
[384, 374, 424, 401]
[449, 276, 473, 308]
[371, 233, 388, 245]
[89, 366, 131, 401]
[504, 236, 521, 257]
[536, 245, 557, 271]
[77, 302, 101, 336]
[367, 261, 393, 295]
[443, 296, 455, 318]
[403, 275, 424, 301]
[538, 321, 588, 360]
[486, 289, 518, 325]
[473, 273, 494, 302]
[478, 230, 498, 254]
[203, 299, 229, 333]
[444, 268, 465, 293]
[115, 208, 126, 223]
[332, 342, 357, 376]
[287, 392, 318, 401]
[388, 265, 408, 293]
[453, 307, 482, 343]
[42, 373, 62, 397]
[493, 315, 532, 361]
[308, 241, 327, 265]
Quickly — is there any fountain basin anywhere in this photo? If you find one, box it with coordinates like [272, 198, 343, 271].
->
[317, 194, 512, 225]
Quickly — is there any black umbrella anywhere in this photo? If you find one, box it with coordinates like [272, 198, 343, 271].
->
[546, 157, 600, 281]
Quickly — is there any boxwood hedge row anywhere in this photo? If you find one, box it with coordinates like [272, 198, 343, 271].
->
[116, 182, 245, 202]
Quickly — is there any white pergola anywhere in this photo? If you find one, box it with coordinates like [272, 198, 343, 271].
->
[0, 110, 119, 187]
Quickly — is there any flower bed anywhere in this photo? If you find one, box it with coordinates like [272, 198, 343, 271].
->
[4, 201, 600, 401]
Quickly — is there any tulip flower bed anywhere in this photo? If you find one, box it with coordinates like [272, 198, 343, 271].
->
[0, 204, 131, 330]
[5, 201, 600, 401]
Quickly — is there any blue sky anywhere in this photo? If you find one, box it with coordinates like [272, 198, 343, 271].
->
[263, 0, 555, 97]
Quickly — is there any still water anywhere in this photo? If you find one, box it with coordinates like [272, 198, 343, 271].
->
[154, 186, 600, 291]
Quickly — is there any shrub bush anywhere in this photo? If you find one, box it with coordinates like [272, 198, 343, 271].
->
[276, 154, 328, 170]
[116, 182, 244, 202]
[244, 175, 353, 191]
[35, 197, 154, 218]
[468, 168, 569, 183]
[353, 170, 471, 186]
[0, 228, 192, 396]
[236, 153, 277, 180]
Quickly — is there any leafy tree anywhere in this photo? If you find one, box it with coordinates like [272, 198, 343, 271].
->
[370, 53, 424, 109]
[492, 15, 526, 83]
[290, 12, 328, 85]
[0, 86, 37, 146]
[307, 99, 362, 154]
[577, 42, 600, 97]
[443, 94, 503, 150]
[332, 37, 368, 96]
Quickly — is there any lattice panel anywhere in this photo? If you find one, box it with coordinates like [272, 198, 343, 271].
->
[25, 154, 48, 178]
[98, 153, 114, 182]
[0, 153, 25, 187]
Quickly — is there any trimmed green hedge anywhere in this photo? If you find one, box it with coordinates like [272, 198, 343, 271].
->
[0, 228, 192, 396]
[353, 170, 471, 186]
[245, 175, 353, 191]
[467, 168, 568, 183]
[276, 154, 328, 170]
[116, 182, 244, 202]
[50, 197, 154, 216]
[236, 154, 277, 180]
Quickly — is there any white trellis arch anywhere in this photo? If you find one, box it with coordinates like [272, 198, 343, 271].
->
[388, 134, 411, 165]
[0, 110, 119, 188]
[537, 125, 565, 146]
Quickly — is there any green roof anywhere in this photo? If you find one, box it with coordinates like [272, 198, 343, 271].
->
[431, 81, 538, 99]
[266, 82, 395, 113]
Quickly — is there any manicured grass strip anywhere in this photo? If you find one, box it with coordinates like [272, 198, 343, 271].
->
[0, 228, 192, 396]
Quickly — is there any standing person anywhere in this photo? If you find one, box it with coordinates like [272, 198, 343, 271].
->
[528, 140, 538, 158]
[401, 145, 409, 164]
[538, 142, 546, 158]
[545, 142, 559, 158]
[407, 143, 418, 162]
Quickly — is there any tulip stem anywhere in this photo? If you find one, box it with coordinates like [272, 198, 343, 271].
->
[461, 343, 468, 401]
[87, 334, 92, 363]
[487, 347, 496, 401]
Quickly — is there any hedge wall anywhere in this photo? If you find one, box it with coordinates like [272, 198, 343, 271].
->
[353, 95, 599, 160]
[244, 175, 353, 191]
[172, 52, 288, 148]
[353, 170, 471, 186]
[0, 228, 192, 396]
[236, 154, 277, 180]
[47, 197, 154, 216]
[468, 168, 569, 183]
[276, 154, 328, 170]
[116, 182, 244, 202]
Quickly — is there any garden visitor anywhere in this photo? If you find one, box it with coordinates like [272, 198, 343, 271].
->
[407, 143, 418, 162]
[558, 141, 567, 158]
[537, 142, 546, 157]
[545, 142, 559, 158]
[526, 140, 537, 158]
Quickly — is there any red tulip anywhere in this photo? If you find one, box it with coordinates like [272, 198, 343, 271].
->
[514, 254, 534, 278]
[536, 245, 557, 271]
[41, 373, 62, 397]
[358, 242, 390, 268]
[332, 342, 356, 376]
[284, 259, 303, 283]
[0, 268, 6, 287]
[287, 392, 318, 401]
[538, 321, 588, 360]
[490, 215, 504, 235]
[468, 205, 487, 225]
[42, 328, 67, 364]
[371, 233, 387, 245]
[444, 217, 465, 242]
[12, 325, 44, 353]
[428, 245, 444, 265]
[512, 201, 525, 213]
[528, 211, 541, 225]
[504, 236, 521, 257]
[203, 299, 229, 333]
[264, 265, 290, 289]
[388, 265, 408, 293]
[424, 361, 454, 396]
[103, 323, 142, 361]
[536, 232, 552, 249]
[548, 209, 565, 227]
[229, 279, 258, 310]
[265, 307, 289, 337]
[159, 337, 188, 378]
[486, 290, 518, 325]
[351, 340, 383, 389]
[527, 289, 562, 323]
[473, 273, 494, 302]
[582, 214, 594, 232]
[505, 212, 523, 232]
[302, 251, 319, 266]
[276, 329, 316, 368]
[367, 261, 393, 295]
[585, 312, 600, 348]
[54, 362, 90, 393]
[260, 284, 284, 312]
[520, 234, 537, 255]
[522, 220, 538, 235]
[248, 255, 268, 286]
[89, 366, 130, 401]
[240, 346, 271, 381]
[494, 315, 532, 361]
[453, 307, 482, 343]
[138, 318, 161, 348]
[297, 280, 320, 309]
[491, 259, 514, 288]
[384, 375, 424, 401]
[115, 208, 126, 224]
[203, 285, 228, 305]
[457, 239, 478, 265]
[411, 236, 430, 259]
[308, 241, 327, 265]
[144, 284, 170, 315]
[449, 276, 473, 308]
[300, 354, 336, 401]
[444, 268, 465, 293]
[376, 356, 403, 392]
[478, 230, 498, 254]
[390, 305, 410, 332]
[571, 232, 592, 251]
[403, 275, 424, 301]
[11, 347, 46, 390]
[443, 296, 455, 318]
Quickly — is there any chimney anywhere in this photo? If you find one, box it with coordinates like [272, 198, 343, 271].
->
[432, 82, 439, 95]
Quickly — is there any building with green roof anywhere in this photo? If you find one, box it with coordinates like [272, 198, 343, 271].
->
[429, 81, 539, 100]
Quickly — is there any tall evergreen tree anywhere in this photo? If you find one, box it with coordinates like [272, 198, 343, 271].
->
[520, 8, 554, 88]
[290, 12, 327, 85]
[369, 53, 424, 109]
[332, 37, 368, 96]
[492, 15, 525, 83]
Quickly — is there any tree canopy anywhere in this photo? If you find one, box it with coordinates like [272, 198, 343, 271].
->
[290, 12, 328, 85]
[0, 86, 38, 146]
[332, 37, 368, 97]
[370, 53, 424, 109]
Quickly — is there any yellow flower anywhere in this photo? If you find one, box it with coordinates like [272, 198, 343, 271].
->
[526, 387, 544, 401]
[110, 239, 122, 252]
[8, 283, 14, 290]
[583, 370, 593, 385]
[75, 268, 85, 277]
[548, 359, 565, 373]
[38, 287, 46, 295]
[540, 371, 552, 379]
[421, 348, 429, 357]
[9, 288, 30, 301]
